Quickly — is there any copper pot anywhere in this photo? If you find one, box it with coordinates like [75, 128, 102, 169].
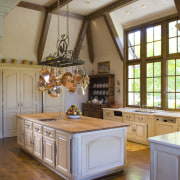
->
[68, 83, 77, 93]
[62, 72, 74, 88]
[48, 86, 61, 97]
[37, 80, 47, 92]
[40, 68, 50, 83]
[54, 76, 62, 86]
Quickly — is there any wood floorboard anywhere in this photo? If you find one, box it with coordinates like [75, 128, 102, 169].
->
[0, 138, 150, 180]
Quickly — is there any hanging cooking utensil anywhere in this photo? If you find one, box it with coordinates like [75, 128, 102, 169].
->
[73, 66, 82, 84]
[40, 67, 50, 83]
[68, 83, 77, 93]
[62, 72, 74, 88]
[48, 85, 61, 97]
[46, 67, 55, 89]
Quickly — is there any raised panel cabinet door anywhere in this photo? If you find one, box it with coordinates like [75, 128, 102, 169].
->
[20, 71, 37, 114]
[17, 118, 24, 146]
[134, 122, 148, 141]
[24, 128, 33, 153]
[156, 122, 176, 136]
[33, 133, 42, 160]
[3, 69, 20, 137]
[56, 131, 71, 177]
[123, 120, 134, 139]
[43, 136, 55, 167]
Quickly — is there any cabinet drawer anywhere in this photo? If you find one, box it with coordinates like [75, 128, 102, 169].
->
[123, 113, 134, 121]
[33, 123, 42, 134]
[135, 115, 147, 123]
[176, 119, 180, 127]
[25, 120, 32, 130]
[103, 110, 114, 118]
[43, 126, 55, 139]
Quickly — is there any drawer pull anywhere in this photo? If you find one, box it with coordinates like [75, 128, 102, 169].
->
[35, 127, 39, 131]
[45, 131, 51, 136]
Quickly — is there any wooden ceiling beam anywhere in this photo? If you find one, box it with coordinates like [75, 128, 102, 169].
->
[17, 1, 83, 20]
[174, 0, 180, 18]
[47, 0, 72, 13]
[104, 14, 124, 61]
[88, 0, 137, 20]
[37, 11, 52, 63]
[73, 19, 90, 60]
[86, 23, 94, 64]
[17, 1, 46, 12]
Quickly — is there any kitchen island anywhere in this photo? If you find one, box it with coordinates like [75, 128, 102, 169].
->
[17, 112, 129, 180]
[148, 132, 180, 180]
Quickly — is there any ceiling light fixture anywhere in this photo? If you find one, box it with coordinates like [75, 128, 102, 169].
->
[125, 11, 130, 15]
[85, 1, 90, 4]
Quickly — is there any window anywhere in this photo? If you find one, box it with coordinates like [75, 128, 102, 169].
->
[128, 64, 140, 105]
[166, 59, 180, 109]
[128, 30, 141, 60]
[146, 62, 161, 107]
[168, 19, 180, 54]
[146, 25, 162, 57]
[125, 15, 180, 110]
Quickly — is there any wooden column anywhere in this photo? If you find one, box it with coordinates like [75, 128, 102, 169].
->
[86, 22, 94, 64]
[104, 14, 124, 61]
[174, 0, 180, 18]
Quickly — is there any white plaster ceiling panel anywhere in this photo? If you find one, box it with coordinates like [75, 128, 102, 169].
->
[22, 0, 57, 6]
[61, 0, 117, 15]
[110, 0, 177, 28]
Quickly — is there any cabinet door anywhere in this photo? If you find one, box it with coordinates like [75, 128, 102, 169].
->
[134, 122, 148, 141]
[124, 121, 134, 139]
[17, 119, 24, 146]
[3, 69, 20, 137]
[43, 136, 55, 167]
[156, 122, 176, 136]
[33, 133, 42, 160]
[56, 131, 71, 177]
[24, 128, 33, 152]
[20, 70, 37, 114]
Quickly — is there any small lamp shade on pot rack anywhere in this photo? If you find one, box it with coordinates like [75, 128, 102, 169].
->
[37, 1, 89, 97]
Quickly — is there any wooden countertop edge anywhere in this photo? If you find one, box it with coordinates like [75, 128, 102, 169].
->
[16, 114, 129, 134]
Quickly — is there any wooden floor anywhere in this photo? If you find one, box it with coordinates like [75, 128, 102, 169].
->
[0, 138, 150, 180]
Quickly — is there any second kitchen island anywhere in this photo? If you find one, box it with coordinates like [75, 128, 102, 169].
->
[17, 112, 129, 180]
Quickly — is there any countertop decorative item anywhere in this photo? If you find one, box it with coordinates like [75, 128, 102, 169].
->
[66, 104, 82, 118]
[11, 59, 17, 64]
[22, 60, 27, 64]
[2, 59, 6, 63]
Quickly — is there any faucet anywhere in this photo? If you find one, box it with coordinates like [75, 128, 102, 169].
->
[142, 105, 148, 113]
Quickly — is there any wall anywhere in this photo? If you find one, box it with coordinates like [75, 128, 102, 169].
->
[90, 17, 124, 107]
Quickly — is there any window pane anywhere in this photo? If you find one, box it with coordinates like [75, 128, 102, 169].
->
[176, 93, 180, 109]
[169, 21, 177, 38]
[135, 79, 140, 92]
[176, 76, 180, 92]
[135, 45, 140, 59]
[168, 93, 175, 108]
[135, 93, 140, 105]
[147, 63, 153, 77]
[154, 25, 161, 41]
[128, 93, 134, 105]
[128, 79, 134, 91]
[154, 93, 161, 107]
[134, 65, 140, 78]
[168, 60, 175, 75]
[154, 41, 161, 56]
[147, 78, 153, 92]
[168, 77, 175, 92]
[128, 33, 134, 46]
[128, 65, 134, 78]
[135, 31, 140, 45]
[176, 59, 180, 75]
[147, 93, 153, 106]
[128, 47, 134, 60]
[146, 27, 153, 42]
[178, 37, 180, 53]
[154, 62, 161, 77]
[147, 42, 153, 57]
[154, 78, 161, 92]
[169, 38, 177, 54]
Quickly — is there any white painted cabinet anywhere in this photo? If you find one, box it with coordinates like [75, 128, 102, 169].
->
[24, 128, 33, 153]
[33, 132, 42, 159]
[123, 113, 148, 144]
[56, 131, 71, 177]
[103, 109, 122, 122]
[3, 67, 40, 137]
[17, 118, 24, 146]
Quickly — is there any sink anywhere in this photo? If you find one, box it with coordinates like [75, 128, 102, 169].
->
[39, 118, 56, 121]
[130, 110, 156, 114]
[131, 110, 142, 112]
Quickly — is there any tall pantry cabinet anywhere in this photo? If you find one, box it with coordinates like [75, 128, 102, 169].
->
[1, 64, 41, 138]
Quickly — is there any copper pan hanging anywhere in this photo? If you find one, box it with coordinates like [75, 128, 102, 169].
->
[62, 72, 74, 88]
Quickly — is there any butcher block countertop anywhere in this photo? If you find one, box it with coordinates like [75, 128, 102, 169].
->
[17, 112, 129, 134]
